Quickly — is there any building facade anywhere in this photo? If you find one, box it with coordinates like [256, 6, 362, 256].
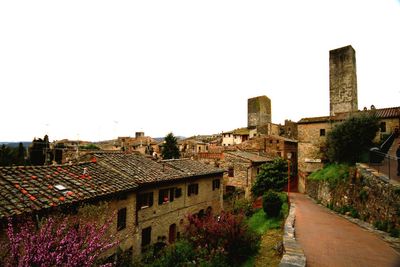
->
[0, 152, 224, 263]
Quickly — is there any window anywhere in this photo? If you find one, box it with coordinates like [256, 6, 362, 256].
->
[117, 208, 127, 231]
[188, 183, 199, 196]
[380, 122, 386, 132]
[158, 188, 175, 205]
[212, 179, 220, 190]
[320, 129, 326, 136]
[228, 166, 234, 177]
[138, 192, 153, 209]
[175, 188, 182, 198]
[141, 227, 152, 248]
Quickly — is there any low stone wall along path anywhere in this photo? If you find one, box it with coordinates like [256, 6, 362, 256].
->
[291, 193, 400, 267]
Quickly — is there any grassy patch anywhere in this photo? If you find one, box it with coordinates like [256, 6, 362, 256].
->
[308, 163, 350, 186]
[247, 193, 288, 235]
[243, 192, 289, 267]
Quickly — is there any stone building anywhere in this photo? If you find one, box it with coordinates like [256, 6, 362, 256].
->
[221, 127, 254, 146]
[0, 152, 224, 262]
[297, 45, 400, 193]
[222, 151, 273, 198]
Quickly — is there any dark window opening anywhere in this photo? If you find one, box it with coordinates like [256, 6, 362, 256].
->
[169, 224, 176, 244]
[228, 167, 234, 177]
[212, 179, 220, 190]
[141, 227, 152, 249]
[188, 183, 199, 196]
[380, 122, 386, 132]
[320, 129, 326, 136]
[138, 192, 153, 209]
[175, 188, 182, 198]
[117, 208, 127, 231]
[159, 188, 177, 205]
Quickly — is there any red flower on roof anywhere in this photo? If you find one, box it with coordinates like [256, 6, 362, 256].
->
[66, 191, 74, 196]
[21, 189, 28, 194]
[29, 195, 36, 201]
[59, 196, 65, 201]
[48, 185, 53, 189]
[91, 157, 97, 163]
[31, 175, 37, 179]
[15, 184, 20, 189]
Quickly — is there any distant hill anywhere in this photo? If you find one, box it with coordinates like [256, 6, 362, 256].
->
[0, 142, 31, 148]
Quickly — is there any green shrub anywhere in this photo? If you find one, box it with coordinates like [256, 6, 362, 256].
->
[232, 198, 255, 217]
[251, 158, 288, 196]
[390, 228, 400, 238]
[262, 190, 283, 218]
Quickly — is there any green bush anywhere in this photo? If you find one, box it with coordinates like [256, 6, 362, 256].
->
[232, 198, 255, 217]
[252, 157, 288, 196]
[262, 190, 283, 218]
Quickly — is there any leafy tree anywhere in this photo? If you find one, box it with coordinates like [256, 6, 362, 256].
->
[15, 142, 26, 165]
[1, 213, 118, 267]
[161, 132, 180, 159]
[326, 113, 379, 164]
[29, 135, 50, 165]
[0, 144, 13, 166]
[0, 143, 26, 166]
[251, 157, 288, 197]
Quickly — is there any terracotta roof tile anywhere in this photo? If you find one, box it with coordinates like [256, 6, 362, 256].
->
[225, 151, 273, 163]
[297, 106, 400, 124]
[0, 152, 224, 219]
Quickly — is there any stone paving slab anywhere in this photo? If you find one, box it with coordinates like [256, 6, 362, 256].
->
[291, 193, 400, 267]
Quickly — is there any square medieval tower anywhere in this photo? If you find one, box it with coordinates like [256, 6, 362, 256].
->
[248, 95, 271, 129]
[329, 45, 358, 116]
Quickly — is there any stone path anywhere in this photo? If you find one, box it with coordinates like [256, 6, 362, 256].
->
[290, 193, 400, 267]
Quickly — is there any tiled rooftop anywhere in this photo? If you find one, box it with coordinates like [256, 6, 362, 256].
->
[297, 106, 400, 124]
[225, 151, 273, 163]
[0, 152, 224, 219]
[162, 158, 225, 176]
[0, 162, 137, 219]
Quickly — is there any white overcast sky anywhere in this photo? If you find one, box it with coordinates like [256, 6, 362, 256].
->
[1, 0, 399, 142]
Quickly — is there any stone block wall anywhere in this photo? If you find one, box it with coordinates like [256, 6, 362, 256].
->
[307, 164, 400, 229]
[135, 175, 223, 255]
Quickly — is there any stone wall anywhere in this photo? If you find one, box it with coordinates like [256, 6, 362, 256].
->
[135, 175, 223, 255]
[307, 164, 400, 230]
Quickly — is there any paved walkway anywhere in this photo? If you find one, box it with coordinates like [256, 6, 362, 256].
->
[290, 193, 400, 267]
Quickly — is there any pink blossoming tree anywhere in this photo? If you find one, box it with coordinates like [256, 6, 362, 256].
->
[1, 213, 118, 267]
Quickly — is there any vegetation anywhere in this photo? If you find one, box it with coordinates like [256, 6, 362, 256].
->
[161, 132, 180, 160]
[326, 113, 379, 164]
[0, 213, 118, 267]
[262, 190, 283, 218]
[252, 157, 288, 197]
[0, 143, 26, 166]
[29, 135, 50, 165]
[308, 163, 350, 188]
[144, 211, 260, 266]
[79, 143, 100, 150]
[243, 193, 288, 267]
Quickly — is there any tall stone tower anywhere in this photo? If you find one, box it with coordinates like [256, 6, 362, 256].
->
[329, 45, 358, 116]
[248, 96, 271, 129]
